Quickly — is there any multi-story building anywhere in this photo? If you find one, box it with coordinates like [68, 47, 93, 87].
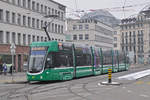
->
[120, 6, 150, 64]
[66, 18, 113, 50]
[0, 0, 66, 71]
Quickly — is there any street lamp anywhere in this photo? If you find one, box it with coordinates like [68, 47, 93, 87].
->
[10, 43, 16, 82]
[42, 15, 59, 41]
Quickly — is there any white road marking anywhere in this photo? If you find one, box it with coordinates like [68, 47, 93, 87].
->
[127, 90, 132, 93]
[140, 94, 149, 98]
[118, 69, 150, 80]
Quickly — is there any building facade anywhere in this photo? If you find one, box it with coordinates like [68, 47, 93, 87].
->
[113, 26, 121, 51]
[0, 0, 66, 71]
[120, 7, 150, 64]
[66, 19, 113, 50]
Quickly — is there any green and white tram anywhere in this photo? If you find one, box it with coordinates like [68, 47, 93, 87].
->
[27, 41, 129, 82]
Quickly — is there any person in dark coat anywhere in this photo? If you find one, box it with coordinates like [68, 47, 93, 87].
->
[0, 62, 3, 74]
[9, 65, 13, 75]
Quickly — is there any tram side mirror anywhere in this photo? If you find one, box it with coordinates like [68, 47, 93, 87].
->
[47, 58, 51, 61]
[46, 58, 52, 68]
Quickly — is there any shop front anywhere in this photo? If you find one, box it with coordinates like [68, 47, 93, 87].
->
[0, 44, 29, 72]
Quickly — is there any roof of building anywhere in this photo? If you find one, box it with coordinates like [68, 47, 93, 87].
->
[81, 9, 120, 27]
[49, 0, 66, 7]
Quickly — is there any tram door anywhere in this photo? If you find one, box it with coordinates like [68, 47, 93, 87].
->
[18, 55, 21, 72]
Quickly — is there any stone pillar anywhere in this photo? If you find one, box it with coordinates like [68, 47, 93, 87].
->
[21, 54, 24, 72]
[15, 54, 18, 72]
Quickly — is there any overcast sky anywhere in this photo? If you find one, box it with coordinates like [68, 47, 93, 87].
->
[55, 0, 150, 19]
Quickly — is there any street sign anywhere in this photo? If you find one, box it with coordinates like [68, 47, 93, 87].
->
[10, 43, 16, 55]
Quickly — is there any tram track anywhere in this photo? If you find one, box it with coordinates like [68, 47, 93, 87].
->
[66, 75, 108, 100]
[0, 67, 147, 100]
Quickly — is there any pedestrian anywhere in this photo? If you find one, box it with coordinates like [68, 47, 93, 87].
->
[3, 63, 7, 75]
[9, 65, 13, 75]
[0, 62, 3, 74]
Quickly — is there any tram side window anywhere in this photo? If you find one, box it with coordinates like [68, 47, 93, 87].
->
[94, 49, 101, 67]
[103, 51, 112, 65]
[118, 53, 125, 64]
[113, 54, 118, 66]
[94, 56, 101, 67]
[52, 52, 73, 67]
[76, 54, 91, 66]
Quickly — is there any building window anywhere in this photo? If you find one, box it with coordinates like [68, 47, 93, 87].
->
[52, 9, 54, 15]
[37, 19, 39, 29]
[41, 4, 43, 13]
[28, 0, 31, 9]
[61, 12, 63, 20]
[23, 15, 26, 26]
[73, 25, 77, 30]
[114, 37, 117, 41]
[126, 46, 128, 51]
[18, 0, 21, 6]
[85, 34, 89, 40]
[52, 23, 54, 32]
[6, 11, 10, 23]
[48, 7, 51, 15]
[37, 36, 39, 41]
[58, 11, 60, 19]
[32, 35, 35, 42]
[18, 33, 21, 45]
[0, 31, 3, 43]
[73, 35, 77, 40]
[12, 32, 16, 43]
[0, 9, 3, 21]
[61, 25, 63, 33]
[130, 46, 132, 51]
[41, 20, 43, 29]
[55, 24, 57, 33]
[23, 34, 26, 45]
[6, 0, 10, 3]
[134, 46, 136, 52]
[32, 1, 35, 11]
[85, 24, 89, 29]
[12, 12, 16, 24]
[28, 35, 31, 45]
[45, 6, 47, 14]
[45, 37, 47, 41]
[58, 25, 60, 33]
[41, 36, 43, 41]
[55, 10, 57, 15]
[32, 18, 35, 28]
[12, 0, 15, 5]
[114, 31, 117, 35]
[114, 43, 117, 47]
[6, 32, 10, 44]
[48, 22, 51, 32]
[23, 0, 26, 8]
[28, 17, 31, 27]
[79, 25, 83, 30]
[37, 3, 39, 12]
[79, 34, 83, 40]
[17, 14, 21, 25]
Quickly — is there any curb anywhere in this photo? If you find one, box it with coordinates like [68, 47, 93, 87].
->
[99, 81, 121, 86]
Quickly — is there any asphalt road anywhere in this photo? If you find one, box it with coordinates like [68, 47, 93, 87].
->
[0, 65, 150, 100]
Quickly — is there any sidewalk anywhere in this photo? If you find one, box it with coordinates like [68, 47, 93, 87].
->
[130, 64, 150, 68]
[0, 72, 27, 84]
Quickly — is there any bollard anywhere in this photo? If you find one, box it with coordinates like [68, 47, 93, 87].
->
[108, 68, 112, 83]
[100, 68, 120, 85]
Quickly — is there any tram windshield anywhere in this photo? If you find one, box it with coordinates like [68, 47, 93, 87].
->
[28, 47, 47, 73]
